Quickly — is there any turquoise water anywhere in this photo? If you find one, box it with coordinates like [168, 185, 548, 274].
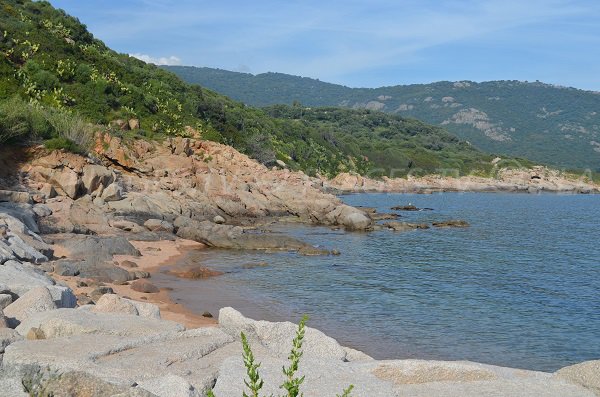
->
[158, 193, 600, 372]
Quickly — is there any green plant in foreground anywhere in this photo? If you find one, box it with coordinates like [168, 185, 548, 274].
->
[208, 316, 353, 397]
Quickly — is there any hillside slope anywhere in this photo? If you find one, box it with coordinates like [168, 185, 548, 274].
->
[167, 66, 600, 171]
[0, 0, 499, 178]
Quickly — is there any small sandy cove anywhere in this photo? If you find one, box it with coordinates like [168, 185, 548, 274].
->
[54, 238, 217, 328]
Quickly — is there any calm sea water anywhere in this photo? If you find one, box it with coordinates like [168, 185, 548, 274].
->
[155, 193, 600, 372]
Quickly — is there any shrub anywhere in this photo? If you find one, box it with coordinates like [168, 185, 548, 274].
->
[207, 316, 354, 397]
[44, 136, 82, 153]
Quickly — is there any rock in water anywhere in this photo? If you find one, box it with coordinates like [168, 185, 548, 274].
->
[432, 220, 470, 228]
[131, 280, 160, 294]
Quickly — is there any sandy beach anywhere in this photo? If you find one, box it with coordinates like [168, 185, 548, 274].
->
[53, 238, 218, 329]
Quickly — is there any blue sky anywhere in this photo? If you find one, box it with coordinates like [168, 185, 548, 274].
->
[49, 0, 600, 90]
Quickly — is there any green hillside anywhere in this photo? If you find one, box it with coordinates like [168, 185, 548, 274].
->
[167, 66, 600, 171]
[0, 0, 502, 178]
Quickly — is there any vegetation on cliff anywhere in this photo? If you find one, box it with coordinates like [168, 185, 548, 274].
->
[167, 66, 600, 171]
[1, 0, 508, 177]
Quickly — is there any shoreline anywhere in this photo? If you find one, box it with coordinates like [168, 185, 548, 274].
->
[54, 238, 218, 329]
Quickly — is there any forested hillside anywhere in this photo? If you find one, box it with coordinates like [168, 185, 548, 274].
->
[168, 66, 600, 171]
[0, 0, 502, 177]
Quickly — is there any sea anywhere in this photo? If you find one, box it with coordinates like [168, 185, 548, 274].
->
[153, 192, 600, 372]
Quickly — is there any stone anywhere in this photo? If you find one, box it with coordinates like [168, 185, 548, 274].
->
[52, 260, 81, 276]
[131, 280, 160, 294]
[32, 203, 52, 217]
[56, 235, 140, 262]
[432, 220, 470, 228]
[218, 307, 348, 361]
[121, 260, 138, 268]
[0, 190, 32, 204]
[92, 294, 138, 316]
[0, 327, 22, 353]
[130, 300, 161, 319]
[0, 293, 13, 310]
[391, 205, 419, 211]
[0, 260, 55, 297]
[383, 221, 430, 232]
[202, 311, 213, 318]
[3, 286, 57, 327]
[176, 218, 320, 252]
[47, 285, 77, 308]
[133, 271, 151, 279]
[555, 360, 600, 395]
[7, 234, 48, 263]
[89, 286, 114, 302]
[0, 309, 8, 328]
[212, 215, 225, 224]
[15, 308, 184, 338]
[101, 182, 124, 202]
[325, 205, 372, 231]
[40, 183, 57, 199]
[82, 164, 114, 195]
[0, 240, 15, 264]
[78, 262, 134, 284]
[128, 118, 140, 130]
[137, 374, 201, 397]
[168, 266, 224, 280]
[144, 218, 174, 233]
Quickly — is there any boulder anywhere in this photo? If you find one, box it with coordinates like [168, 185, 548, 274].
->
[78, 262, 134, 284]
[131, 280, 160, 294]
[0, 327, 22, 352]
[0, 309, 8, 328]
[128, 118, 140, 130]
[0, 240, 16, 264]
[0, 260, 55, 297]
[101, 182, 124, 202]
[212, 215, 225, 224]
[23, 370, 154, 397]
[82, 164, 114, 195]
[3, 286, 57, 327]
[55, 235, 140, 263]
[555, 360, 600, 395]
[47, 285, 77, 308]
[15, 308, 184, 338]
[325, 205, 372, 231]
[143, 219, 174, 233]
[137, 375, 200, 397]
[92, 294, 138, 316]
[218, 307, 347, 361]
[52, 260, 81, 276]
[176, 218, 320, 252]
[0, 293, 13, 310]
[32, 204, 52, 217]
[0, 190, 31, 204]
[88, 293, 159, 319]
[7, 234, 48, 263]
[89, 286, 114, 302]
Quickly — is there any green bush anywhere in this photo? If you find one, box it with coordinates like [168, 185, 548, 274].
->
[43, 136, 82, 153]
[207, 317, 354, 397]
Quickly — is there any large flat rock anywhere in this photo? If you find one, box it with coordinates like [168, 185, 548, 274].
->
[2, 327, 235, 394]
[15, 308, 184, 337]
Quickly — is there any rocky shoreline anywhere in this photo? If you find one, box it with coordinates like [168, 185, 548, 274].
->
[325, 168, 600, 194]
[0, 138, 599, 396]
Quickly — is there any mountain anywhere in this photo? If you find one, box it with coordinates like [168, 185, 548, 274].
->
[0, 0, 499, 178]
[166, 66, 600, 171]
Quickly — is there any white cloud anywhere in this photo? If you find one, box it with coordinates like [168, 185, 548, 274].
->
[130, 53, 182, 66]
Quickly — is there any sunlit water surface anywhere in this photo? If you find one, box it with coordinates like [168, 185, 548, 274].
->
[154, 193, 600, 371]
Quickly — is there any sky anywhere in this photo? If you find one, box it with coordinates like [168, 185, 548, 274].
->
[49, 0, 600, 90]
